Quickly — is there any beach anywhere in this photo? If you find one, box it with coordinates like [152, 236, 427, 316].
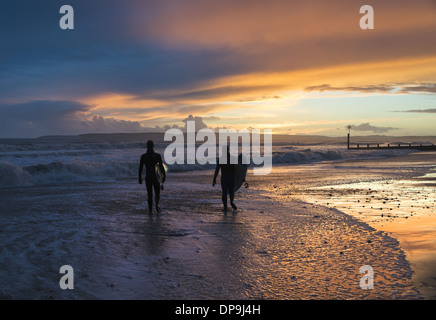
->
[0, 137, 435, 299]
[255, 151, 436, 299]
[0, 174, 421, 299]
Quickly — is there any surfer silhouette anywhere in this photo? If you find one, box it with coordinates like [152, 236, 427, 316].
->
[213, 146, 238, 212]
[139, 140, 166, 214]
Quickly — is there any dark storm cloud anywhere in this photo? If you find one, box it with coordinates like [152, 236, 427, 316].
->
[0, 0, 240, 102]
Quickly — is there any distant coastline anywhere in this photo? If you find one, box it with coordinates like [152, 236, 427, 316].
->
[2, 132, 436, 146]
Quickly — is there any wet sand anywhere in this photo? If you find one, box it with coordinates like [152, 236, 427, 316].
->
[0, 153, 428, 299]
[255, 151, 436, 299]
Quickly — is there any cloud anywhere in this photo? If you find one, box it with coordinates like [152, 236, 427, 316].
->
[349, 123, 399, 134]
[305, 83, 436, 94]
[0, 100, 91, 137]
[134, 0, 436, 51]
[182, 114, 208, 131]
[400, 84, 436, 94]
[400, 108, 436, 113]
[1, 1, 436, 137]
[154, 85, 281, 102]
[305, 84, 396, 93]
[0, 100, 187, 138]
[2, 0, 436, 106]
[80, 115, 145, 133]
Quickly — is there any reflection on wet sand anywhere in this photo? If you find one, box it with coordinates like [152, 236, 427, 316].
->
[260, 151, 436, 299]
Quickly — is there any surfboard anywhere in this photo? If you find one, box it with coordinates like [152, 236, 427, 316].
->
[217, 153, 249, 192]
[155, 163, 167, 183]
[234, 154, 249, 192]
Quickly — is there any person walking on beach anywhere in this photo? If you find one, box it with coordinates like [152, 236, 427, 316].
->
[139, 140, 166, 214]
[213, 146, 237, 212]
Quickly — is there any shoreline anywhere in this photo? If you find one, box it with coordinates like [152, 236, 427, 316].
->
[253, 151, 436, 299]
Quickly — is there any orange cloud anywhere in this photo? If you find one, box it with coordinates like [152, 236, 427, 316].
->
[134, 0, 436, 49]
[83, 1, 436, 127]
[78, 55, 436, 126]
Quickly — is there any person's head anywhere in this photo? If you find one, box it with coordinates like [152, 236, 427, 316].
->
[146, 140, 154, 151]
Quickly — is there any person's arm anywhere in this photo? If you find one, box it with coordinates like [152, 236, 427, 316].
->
[212, 162, 220, 186]
[138, 155, 144, 184]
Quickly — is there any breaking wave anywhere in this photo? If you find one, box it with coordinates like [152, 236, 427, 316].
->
[272, 149, 344, 164]
[0, 147, 415, 188]
[0, 160, 137, 187]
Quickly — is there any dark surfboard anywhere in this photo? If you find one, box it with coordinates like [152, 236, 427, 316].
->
[234, 154, 249, 192]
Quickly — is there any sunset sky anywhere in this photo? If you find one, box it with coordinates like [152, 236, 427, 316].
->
[1, 0, 436, 138]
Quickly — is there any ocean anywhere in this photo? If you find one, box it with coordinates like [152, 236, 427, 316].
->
[0, 134, 416, 188]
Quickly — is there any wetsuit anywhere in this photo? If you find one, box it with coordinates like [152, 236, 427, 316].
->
[139, 150, 165, 212]
[213, 153, 235, 210]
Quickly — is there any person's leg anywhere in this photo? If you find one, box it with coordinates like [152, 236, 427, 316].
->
[229, 178, 237, 210]
[221, 176, 228, 211]
[146, 178, 153, 212]
[153, 180, 161, 213]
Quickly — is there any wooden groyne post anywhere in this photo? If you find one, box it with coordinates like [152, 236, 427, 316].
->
[346, 130, 436, 150]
